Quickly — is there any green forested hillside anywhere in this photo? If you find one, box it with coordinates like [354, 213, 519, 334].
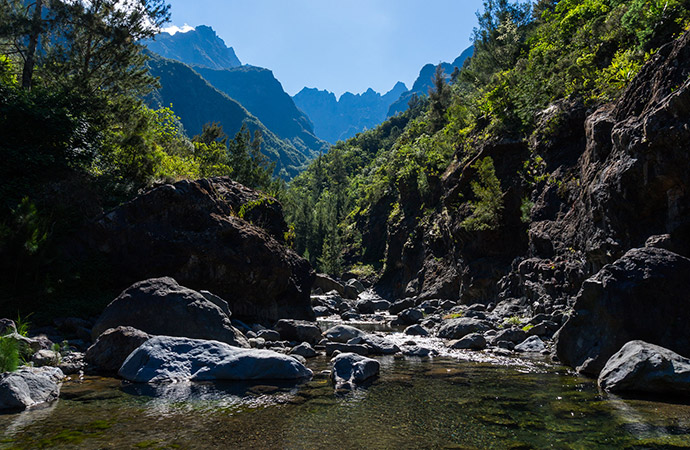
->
[147, 55, 313, 179]
[195, 65, 329, 159]
[0, 0, 284, 312]
[285, 0, 690, 275]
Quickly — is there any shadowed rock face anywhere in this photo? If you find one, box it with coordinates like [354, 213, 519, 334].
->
[371, 31, 690, 337]
[556, 248, 690, 375]
[92, 278, 249, 348]
[81, 177, 315, 324]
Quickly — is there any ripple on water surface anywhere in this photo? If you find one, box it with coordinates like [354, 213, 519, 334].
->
[1, 352, 690, 448]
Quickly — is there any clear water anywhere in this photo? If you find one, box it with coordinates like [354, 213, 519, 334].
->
[2, 336, 690, 448]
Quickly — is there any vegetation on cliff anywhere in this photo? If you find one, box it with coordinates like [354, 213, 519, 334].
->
[285, 0, 690, 275]
[0, 0, 283, 314]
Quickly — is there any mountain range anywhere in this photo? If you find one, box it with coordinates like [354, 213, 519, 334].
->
[143, 26, 328, 179]
[387, 46, 474, 117]
[292, 82, 408, 144]
[143, 25, 475, 167]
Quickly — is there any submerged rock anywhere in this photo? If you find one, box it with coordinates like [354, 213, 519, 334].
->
[556, 248, 690, 375]
[598, 341, 690, 396]
[92, 278, 249, 348]
[118, 336, 312, 383]
[0, 367, 63, 412]
[85, 326, 151, 375]
[330, 353, 380, 389]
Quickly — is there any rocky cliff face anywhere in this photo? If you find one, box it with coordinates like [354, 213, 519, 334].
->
[74, 177, 315, 324]
[374, 30, 690, 318]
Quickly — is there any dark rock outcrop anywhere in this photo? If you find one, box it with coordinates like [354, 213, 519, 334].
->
[85, 326, 151, 375]
[598, 341, 690, 396]
[273, 319, 322, 345]
[81, 178, 315, 323]
[556, 248, 690, 375]
[92, 278, 249, 348]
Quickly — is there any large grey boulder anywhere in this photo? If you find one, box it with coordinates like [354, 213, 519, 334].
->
[324, 324, 366, 343]
[598, 341, 690, 396]
[330, 353, 380, 389]
[92, 278, 248, 348]
[273, 319, 322, 345]
[449, 333, 487, 350]
[556, 248, 690, 375]
[357, 334, 400, 355]
[438, 318, 491, 340]
[313, 274, 345, 297]
[118, 336, 312, 383]
[85, 326, 151, 374]
[515, 336, 546, 353]
[289, 342, 318, 358]
[0, 367, 63, 412]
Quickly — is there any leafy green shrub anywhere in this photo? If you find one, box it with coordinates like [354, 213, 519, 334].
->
[461, 157, 504, 231]
[522, 324, 534, 332]
[503, 315, 524, 327]
[0, 336, 20, 373]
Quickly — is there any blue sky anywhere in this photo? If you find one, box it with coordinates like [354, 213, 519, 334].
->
[164, 0, 485, 97]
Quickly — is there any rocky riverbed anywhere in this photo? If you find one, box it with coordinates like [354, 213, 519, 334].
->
[1, 277, 690, 448]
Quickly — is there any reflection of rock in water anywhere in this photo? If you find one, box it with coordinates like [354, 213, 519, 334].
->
[120, 380, 304, 415]
[2, 401, 58, 437]
[605, 395, 690, 441]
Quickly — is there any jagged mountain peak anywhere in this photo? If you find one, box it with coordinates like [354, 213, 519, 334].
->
[144, 25, 241, 70]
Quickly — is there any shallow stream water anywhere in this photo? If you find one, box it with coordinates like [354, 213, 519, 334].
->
[2, 323, 690, 449]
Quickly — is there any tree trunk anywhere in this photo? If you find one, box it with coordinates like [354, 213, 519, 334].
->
[21, 0, 42, 90]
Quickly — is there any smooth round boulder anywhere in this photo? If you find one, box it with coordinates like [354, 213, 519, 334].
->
[324, 324, 366, 343]
[0, 367, 63, 412]
[118, 336, 312, 383]
[514, 336, 546, 353]
[274, 319, 322, 345]
[449, 333, 487, 350]
[598, 340, 690, 396]
[330, 353, 379, 389]
[397, 308, 424, 326]
[92, 278, 248, 348]
[289, 342, 318, 358]
[404, 324, 429, 336]
[438, 318, 490, 340]
[85, 326, 151, 374]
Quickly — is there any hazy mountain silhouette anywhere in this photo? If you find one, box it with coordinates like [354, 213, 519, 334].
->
[293, 82, 408, 144]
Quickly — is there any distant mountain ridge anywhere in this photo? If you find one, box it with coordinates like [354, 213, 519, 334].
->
[146, 54, 313, 179]
[195, 66, 328, 158]
[144, 25, 241, 70]
[387, 46, 474, 117]
[144, 26, 329, 177]
[293, 82, 408, 144]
